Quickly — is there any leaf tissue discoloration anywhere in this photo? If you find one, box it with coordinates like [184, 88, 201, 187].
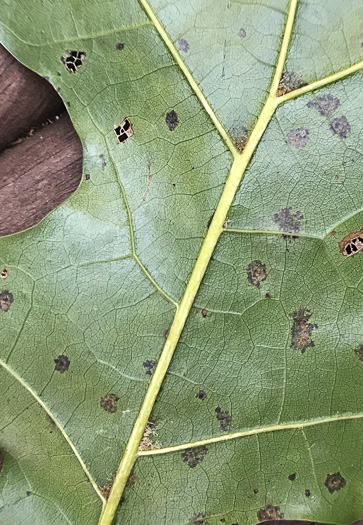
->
[61, 50, 86, 73]
[278, 71, 306, 95]
[273, 207, 304, 233]
[0, 290, 13, 312]
[290, 308, 318, 353]
[165, 110, 179, 131]
[190, 512, 208, 524]
[143, 360, 156, 376]
[338, 229, 363, 257]
[182, 446, 208, 468]
[114, 117, 134, 144]
[139, 421, 161, 451]
[287, 128, 309, 149]
[1, 267, 8, 279]
[100, 394, 119, 413]
[177, 38, 190, 52]
[355, 345, 363, 361]
[330, 116, 351, 138]
[325, 472, 346, 493]
[307, 94, 340, 116]
[246, 260, 266, 288]
[257, 505, 283, 521]
[54, 354, 70, 373]
[215, 407, 231, 431]
[196, 390, 207, 400]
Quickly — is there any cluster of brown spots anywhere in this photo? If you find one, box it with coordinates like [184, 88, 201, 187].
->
[1, 267, 8, 279]
[165, 110, 179, 131]
[201, 309, 208, 318]
[182, 446, 208, 468]
[61, 50, 86, 73]
[290, 308, 318, 353]
[114, 117, 134, 144]
[235, 135, 248, 153]
[277, 71, 306, 96]
[355, 345, 363, 361]
[246, 260, 266, 288]
[0, 291, 13, 312]
[325, 472, 346, 493]
[273, 207, 303, 234]
[190, 512, 208, 524]
[99, 154, 107, 169]
[196, 390, 207, 400]
[143, 360, 156, 376]
[127, 472, 137, 486]
[177, 38, 190, 52]
[330, 116, 351, 138]
[116, 43, 125, 50]
[215, 407, 231, 431]
[53, 354, 70, 373]
[100, 394, 119, 413]
[257, 504, 283, 521]
[338, 229, 363, 257]
[139, 421, 161, 451]
[99, 484, 112, 499]
[287, 128, 309, 149]
[307, 94, 340, 117]
[288, 473, 296, 481]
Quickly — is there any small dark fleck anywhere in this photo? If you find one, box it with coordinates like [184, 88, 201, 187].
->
[85, 173, 90, 180]
[288, 473, 296, 481]
[253, 488, 259, 494]
[238, 28, 246, 38]
[287, 128, 309, 149]
[190, 512, 208, 524]
[54, 355, 70, 373]
[99, 154, 107, 169]
[116, 43, 125, 50]
[182, 446, 208, 468]
[307, 94, 340, 117]
[290, 308, 318, 353]
[355, 345, 363, 361]
[127, 472, 137, 486]
[325, 472, 346, 493]
[26, 491, 32, 496]
[201, 309, 208, 318]
[165, 110, 179, 131]
[330, 116, 351, 138]
[1, 267, 8, 279]
[215, 406, 231, 431]
[66, 101, 71, 107]
[273, 207, 304, 234]
[177, 38, 190, 52]
[163, 329, 169, 338]
[257, 505, 283, 521]
[196, 390, 207, 400]
[265, 293, 271, 299]
[100, 393, 119, 413]
[220, 520, 226, 524]
[0, 291, 13, 312]
[246, 260, 266, 288]
[143, 360, 156, 376]
[305, 489, 311, 497]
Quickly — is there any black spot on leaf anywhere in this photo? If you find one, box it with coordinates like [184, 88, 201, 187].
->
[165, 110, 179, 131]
[143, 360, 156, 376]
[196, 390, 207, 400]
[201, 309, 208, 318]
[114, 117, 134, 143]
[287, 128, 309, 149]
[307, 94, 340, 116]
[330, 116, 351, 138]
[54, 354, 70, 373]
[325, 472, 346, 493]
[257, 505, 283, 521]
[99, 154, 107, 169]
[26, 490, 32, 496]
[288, 473, 296, 481]
[246, 260, 266, 288]
[215, 407, 231, 431]
[182, 446, 208, 468]
[177, 38, 190, 52]
[100, 394, 119, 413]
[61, 50, 86, 73]
[85, 173, 90, 180]
[0, 291, 13, 312]
[305, 489, 311, 497]
[355, 345, 363, 361]
[253, 488, 259, 494]
[238, 28, 246, 38]
[1, 267, 8, 279]
[116, 43, 125, 50]
[290, 308, 318, 353]
[273, 207, 303, 234]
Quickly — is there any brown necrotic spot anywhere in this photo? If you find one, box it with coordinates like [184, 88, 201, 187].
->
[330, 116, 351, 138]
[196, 390, 207, 400]
[338, 229, 363, 257]
[54, 354, 70, 373]
[278, 71, 307, 96]
[257, 505, 283, 521]
[116, 43, 125, 50]
[143, 360, 156, 376]
[61, 50, 86, 73]
[114, 117, 134, 144]
[190, 512, 208, 525]
[290, 308, 318, 353]
[127, 472, 137, 486]
[355, 345, 363, 361]
[215, 407, 231, 431]
[325, 472, 346, 493]
[1, 268, 8, 279]
[165, 110, 179, 131]
[238, 28, 246, 38]
[287, 128, 309, 149]
[273, 207, 303, 233]
[99, 484, 112, 499]
[85, 173, 90, 180]
[307, 94, 340, 116]
[100, 393, 119, 413]
[305, 489, 311, 497]
[246, 260, 266, 288]
[177, 38, 190, 52]
[288, 473, 296, 481]
[139, 421, 161, 451]
[0, 291, 13, 312]
[253, 488, 259, 494]
[182, 446, 208, 468]
[201, 308, 208, 318]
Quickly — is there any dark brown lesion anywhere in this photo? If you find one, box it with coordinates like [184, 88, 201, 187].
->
[61, 50, 86, 73]
[290, 308, 318, 353]
[324, 472, 346, 493]
[257, 504, 283, 521]
[0, 290, 13, 312]
[100, 393, 119, 413]
[114, 117, 134, 143]
[338, 229, 363, 257]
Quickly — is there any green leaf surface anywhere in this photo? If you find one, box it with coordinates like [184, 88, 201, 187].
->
[0, 1, 362, 524]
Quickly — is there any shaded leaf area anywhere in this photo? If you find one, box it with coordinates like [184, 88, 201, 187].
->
[0, 368, 101, 523]
[229, 74, 363, 236]
[118, 419, 363, 524]
[149, 0, 289, 136]
[285, 0, 363, 83]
